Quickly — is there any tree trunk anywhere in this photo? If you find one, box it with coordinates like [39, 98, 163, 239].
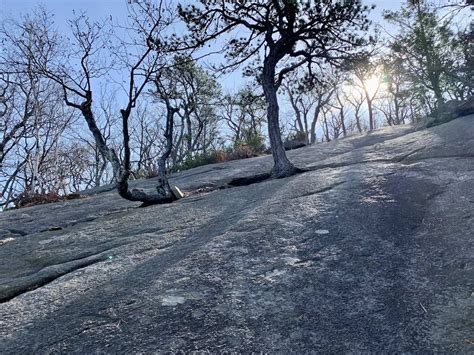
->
[81, 104, 122, 178]
[172, 115, 185, 166]
[310, 105, 320, 144]
[335, 93, 347, 137]
[155, 101, 177, 200]
[116, 107, 176, 206]
[323, 111, 331, 142]
[302, 110, 309, 144]
[393, 83, 401, 125]
[432, 78, 444, 107]
[354, 104, 363, 133]
[288, 89, 304, 133]
[366, 95, 374, 131]
[261, 59, 298, 178]
[340, 107, 347, 137]
[185, 106, 192, 154]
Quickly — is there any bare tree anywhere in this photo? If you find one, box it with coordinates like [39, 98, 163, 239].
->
[345, 87, 366, 133]
[283, 67, 338, 144]
[283, 78, 314, 145]
[11, 3, 181, 205]
[129, 103, 162, 177]
[221, 86, 266, 148]
[152, 69, 180, 199]
[346, 57, 381, 131]
[0, 15, 81, 207]
[333, 89, 348, 138]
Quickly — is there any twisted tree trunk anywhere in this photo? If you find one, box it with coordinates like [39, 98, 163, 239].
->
[116, 105, 177, 206]
[261, 56, 299, 178]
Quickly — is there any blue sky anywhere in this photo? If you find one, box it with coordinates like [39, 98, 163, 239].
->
[1, 0, 404, 91]
[1, 0, 404, 20]
[1, 0, 403, 19]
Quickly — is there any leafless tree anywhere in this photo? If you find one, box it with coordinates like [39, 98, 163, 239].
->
[220, 86, 266, 147]
[343, 80, 366, 134]
[11, 3, 181, 205]
[129, 103, 162, 177]
[0, 14, 81, 207]
[283, 68, 337, 144]
[346, 57, 382, 131]
[333, 89, 348, 138]
[152, 69, 180, 199]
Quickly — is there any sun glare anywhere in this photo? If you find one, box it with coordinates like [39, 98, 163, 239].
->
[365, 76, 381, 97]
[344, 74, 383, 100]
[364, 76, 381, 96]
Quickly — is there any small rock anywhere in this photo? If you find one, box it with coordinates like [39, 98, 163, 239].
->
[161, 295, 186, 306]
[264, 269, 287, 281]
[171, 186, 184, 199]
[315, 229, 329, 235]
[0, 237, 15, 246]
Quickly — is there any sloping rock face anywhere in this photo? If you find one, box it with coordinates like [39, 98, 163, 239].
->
[0, 115, 473, 353]
[426, 96, 474, 127]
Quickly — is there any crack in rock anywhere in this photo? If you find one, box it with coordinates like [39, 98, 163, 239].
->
[226, 172, 272, 187]
[0, 242, 132, 303]
[291, 181, 346, 200]
[0, 256, 104, 303]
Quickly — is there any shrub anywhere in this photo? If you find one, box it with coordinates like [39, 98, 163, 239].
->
[172, 152, 224, 172]
[235, 129, 266, 153]
[228, 144, 258, 160]
[14, 191, 60, 208]
[172, 143, 266, 172]
[284, 130, 308, 150]
[286, 130, 307, 143]
[211, 150, 228, 163]
[134, 167, 161, 180]
[13, 191, 83, 209]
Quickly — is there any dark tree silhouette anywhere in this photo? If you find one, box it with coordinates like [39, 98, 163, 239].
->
[179, 0, 374, 177]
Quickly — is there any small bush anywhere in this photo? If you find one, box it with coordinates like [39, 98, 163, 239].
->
[235, 129, 266, 153]
[14, 191, 61, 208]
[286, 130, 307, 143]
[284, 131, 308, 150]
[134, 168, 161, 180]
[174, 154, 217, 171]
[14, 191, 82, 209]
[211, 150, 228, 163]
[228, 144, 258, 160]
[172, 143, 266, 172]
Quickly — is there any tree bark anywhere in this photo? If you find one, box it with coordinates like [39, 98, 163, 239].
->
[80, 103, 122, 178]
[156, 101, 177, 200]
[355, 113, 362, 133]
[365, 93, 375, 131]
[288, 88, 304, 133]
[310, 105, 320, 144]
[115, 106, 176, 206]
[340, 107, 347, 137]
[261, 57, 298, 178]
[336, 94, 347, 137]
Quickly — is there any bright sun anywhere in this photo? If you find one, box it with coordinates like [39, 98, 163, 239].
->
[344, 74, 383, 100]
[365, 76, 381, 97]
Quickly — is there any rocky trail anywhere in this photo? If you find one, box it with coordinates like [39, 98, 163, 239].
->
[0, 116, 473, 353]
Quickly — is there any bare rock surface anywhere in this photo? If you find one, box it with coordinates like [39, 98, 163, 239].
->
[0, 115, 473, 353]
